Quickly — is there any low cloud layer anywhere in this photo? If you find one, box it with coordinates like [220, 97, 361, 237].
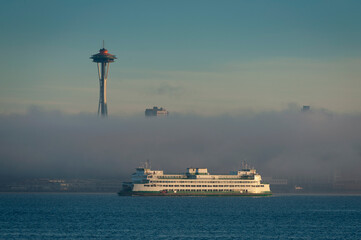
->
[0, 107, 360, 181]
[155, 83, 185, 97]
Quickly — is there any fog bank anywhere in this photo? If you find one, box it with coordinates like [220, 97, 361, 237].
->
[0, 107, 360, 181]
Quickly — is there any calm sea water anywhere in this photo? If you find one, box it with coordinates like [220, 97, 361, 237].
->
[0, 194, 360, 240]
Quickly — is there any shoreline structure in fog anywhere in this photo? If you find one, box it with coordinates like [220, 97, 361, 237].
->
[145, 106, 169, 117]
[90, 43, 117, 117]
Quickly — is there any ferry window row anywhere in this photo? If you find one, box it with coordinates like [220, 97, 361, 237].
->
[149, 180, 257, 184]
[158, 176, 184, 179]
[144, 184, 264, 188]
[161, 189, 247, 192]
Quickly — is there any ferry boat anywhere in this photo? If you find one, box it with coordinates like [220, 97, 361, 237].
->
[118, 164, 272, 196]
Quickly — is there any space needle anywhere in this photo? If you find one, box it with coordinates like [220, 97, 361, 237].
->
[90, 42, 117, 117]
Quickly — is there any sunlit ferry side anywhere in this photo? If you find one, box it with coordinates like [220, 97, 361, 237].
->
[118, 166, 272, 196]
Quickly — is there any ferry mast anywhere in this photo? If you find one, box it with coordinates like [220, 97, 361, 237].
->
[90, 42, 117, 117]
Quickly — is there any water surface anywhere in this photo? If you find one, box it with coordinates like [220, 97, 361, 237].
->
[0, 194, 360, 239]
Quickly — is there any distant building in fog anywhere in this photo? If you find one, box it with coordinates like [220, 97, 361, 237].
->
[145, 106, 169, 117]
[302, 105, 310, 112]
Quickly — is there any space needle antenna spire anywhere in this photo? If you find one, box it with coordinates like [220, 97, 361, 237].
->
[90, 42, 117, 117]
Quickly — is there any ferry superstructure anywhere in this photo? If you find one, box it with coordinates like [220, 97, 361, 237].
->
[119, 166, 271, 196]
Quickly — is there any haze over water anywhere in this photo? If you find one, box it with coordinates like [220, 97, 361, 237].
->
[1, 109, 361, 188]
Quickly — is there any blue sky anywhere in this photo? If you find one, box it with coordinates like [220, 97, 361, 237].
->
[1, 0, 361, 115]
